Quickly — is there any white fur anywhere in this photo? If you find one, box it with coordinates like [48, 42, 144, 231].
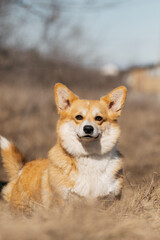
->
[80, 109, 87, 116]
[110, 89, 124, 112]
[71, 150, 121, 198]
[59, 119, 121, 199]
[18, 169, 23, 177]
[57, 88, 69, 110]
[59, 121, 120, 157]
[0, 136, 11, 149]
[92, 108, 101, 117]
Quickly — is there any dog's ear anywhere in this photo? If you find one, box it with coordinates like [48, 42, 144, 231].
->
[54, 83, 79, 113]
[100, 86, 127, 120]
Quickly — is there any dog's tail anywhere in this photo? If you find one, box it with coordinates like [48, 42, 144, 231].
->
[0, 136, 25, 181]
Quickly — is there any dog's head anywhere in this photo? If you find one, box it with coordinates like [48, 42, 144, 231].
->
[54, 83, 127, 157]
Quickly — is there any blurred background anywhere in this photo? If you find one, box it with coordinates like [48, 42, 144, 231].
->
[1, 0, 160, 183]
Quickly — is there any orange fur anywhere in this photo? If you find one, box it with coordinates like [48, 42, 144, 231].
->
[0, 83, 127, 212]
[1, 141, 25, 181]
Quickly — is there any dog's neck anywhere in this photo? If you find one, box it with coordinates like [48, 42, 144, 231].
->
[48, 140, 119, 166]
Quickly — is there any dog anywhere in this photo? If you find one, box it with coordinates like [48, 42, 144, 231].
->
[0, 83, 127, 212]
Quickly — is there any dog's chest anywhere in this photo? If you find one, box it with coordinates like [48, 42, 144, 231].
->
[70, 155, 120, 198]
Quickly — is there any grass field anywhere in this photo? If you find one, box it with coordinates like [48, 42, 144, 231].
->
[1, 76, 160, 240]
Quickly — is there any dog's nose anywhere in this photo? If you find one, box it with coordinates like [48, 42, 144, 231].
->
[83, 125, 94, 134]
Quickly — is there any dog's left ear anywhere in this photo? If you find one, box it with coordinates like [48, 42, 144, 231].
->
[100, 86, 127, 119]
[54, 83, 79, 113]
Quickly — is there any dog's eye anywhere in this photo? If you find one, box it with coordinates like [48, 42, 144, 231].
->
[95, 116, 103, 121]
[75, 115, 83, 120]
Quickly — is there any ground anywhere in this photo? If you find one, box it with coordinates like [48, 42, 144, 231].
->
[0, 77, 160, 240]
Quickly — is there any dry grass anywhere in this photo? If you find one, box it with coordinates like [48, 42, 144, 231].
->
[1, 74, 160, 239]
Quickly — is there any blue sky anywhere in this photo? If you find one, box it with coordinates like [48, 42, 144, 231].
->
[4, 0, 160, 69]
[67, 0, 160, 68]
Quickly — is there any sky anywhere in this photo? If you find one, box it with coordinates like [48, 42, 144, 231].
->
[3, 0, 160, 69]
[68, 0, 160, 68]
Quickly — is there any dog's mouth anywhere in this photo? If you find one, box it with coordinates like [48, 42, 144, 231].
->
[77, 134, 99, 141]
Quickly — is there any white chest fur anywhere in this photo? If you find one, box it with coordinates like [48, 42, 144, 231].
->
[70, 153, 121, 198]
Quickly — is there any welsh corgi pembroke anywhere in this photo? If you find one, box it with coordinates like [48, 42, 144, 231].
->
[0, 83, 127, 212]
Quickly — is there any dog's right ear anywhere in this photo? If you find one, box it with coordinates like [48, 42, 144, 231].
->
[54, 83, 79, 113]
